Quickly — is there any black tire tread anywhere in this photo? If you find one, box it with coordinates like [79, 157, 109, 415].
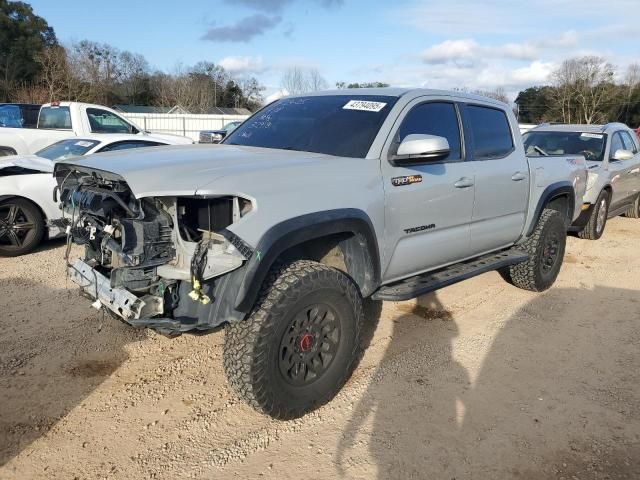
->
[578, 191, 609, 240]
[223, 260, 363, 419]
[501, 209, 565, 292]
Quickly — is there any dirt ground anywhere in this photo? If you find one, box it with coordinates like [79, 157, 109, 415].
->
[1, 218, 639, 480]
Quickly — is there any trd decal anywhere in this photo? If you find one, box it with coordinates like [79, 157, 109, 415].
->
[392, 175, 422, 187]
[404, 224, 435, 234]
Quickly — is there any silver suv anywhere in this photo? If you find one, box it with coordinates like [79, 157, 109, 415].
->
[524, 123, 640, 239]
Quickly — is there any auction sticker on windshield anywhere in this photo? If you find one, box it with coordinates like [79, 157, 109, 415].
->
[580, 133, 604, 139]
[343, 100, 387, 112]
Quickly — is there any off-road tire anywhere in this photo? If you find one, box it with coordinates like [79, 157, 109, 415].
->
[578, 190, 609, 240]
[0, 198, 45, 257]
[623, 195, 640, 219]
[223, 260, 363, 419]
[500, 209, 566, 292]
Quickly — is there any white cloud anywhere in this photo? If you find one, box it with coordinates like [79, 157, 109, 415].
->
[420, 38, 555, 65]
[218, 56, 267, 75]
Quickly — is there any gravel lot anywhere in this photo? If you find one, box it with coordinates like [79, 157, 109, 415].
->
[1, 218, 639, 479]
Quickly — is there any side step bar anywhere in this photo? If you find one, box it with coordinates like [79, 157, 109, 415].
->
[372, 249, 529, 301]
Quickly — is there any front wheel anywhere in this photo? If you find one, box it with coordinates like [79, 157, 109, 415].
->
[500, 208, 566, 292]
[578, 191, 609, 240]
[223, 260, 363, 419]
[0, 198, 45, 256]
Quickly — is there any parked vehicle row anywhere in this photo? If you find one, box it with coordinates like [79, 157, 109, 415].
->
[53, 88, 594, 419]
[0, 134, 185, 256]
[0, 101, 192, 157]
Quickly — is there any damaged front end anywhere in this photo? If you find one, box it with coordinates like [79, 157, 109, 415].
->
[55, 164, 253, 335]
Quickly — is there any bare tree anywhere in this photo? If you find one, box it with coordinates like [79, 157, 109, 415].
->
[552, 56, 615, 124]
[281, 66, 328, 95]
[308, 68, 329, 91]
[119, 51, 150, 104]
[620, 63, 640, 123]
[36, 46, 68, 102]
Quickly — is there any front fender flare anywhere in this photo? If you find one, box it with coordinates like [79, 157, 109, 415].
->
[234, 208, 380, 312]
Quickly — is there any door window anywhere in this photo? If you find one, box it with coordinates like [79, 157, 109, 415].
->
[86, 108, 137, 134]
[397, 102, 462, 161]
[465, 105, 514, 159]
[620, 131, 638, 153]
[610, 132, 625, 158]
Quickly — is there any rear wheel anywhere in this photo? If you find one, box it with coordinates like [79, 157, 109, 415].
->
[500, 208, 566, 292]
[223, 260, 363, 419]
[578, 191, 609, 240]
[0, 198, 45, 256]
[623, 195, 640, 219]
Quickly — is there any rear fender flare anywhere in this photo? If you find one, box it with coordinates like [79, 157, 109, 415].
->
[526, 181, 575, 236]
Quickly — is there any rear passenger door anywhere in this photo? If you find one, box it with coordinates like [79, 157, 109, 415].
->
[461, 104, 530, 255]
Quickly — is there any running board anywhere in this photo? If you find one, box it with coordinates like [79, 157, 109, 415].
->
[372, 249, 529, 301]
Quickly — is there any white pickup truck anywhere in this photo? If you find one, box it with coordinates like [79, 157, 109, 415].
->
[0, 101, 192, 156]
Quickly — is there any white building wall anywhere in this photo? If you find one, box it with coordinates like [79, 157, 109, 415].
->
[119, 113, 249, 141]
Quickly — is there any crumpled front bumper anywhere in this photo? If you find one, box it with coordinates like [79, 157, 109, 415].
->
[67, 259, 163, 321]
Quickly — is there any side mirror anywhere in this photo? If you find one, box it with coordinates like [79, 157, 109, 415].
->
[391, 134, 450, 166]
[611, 149, 634, 161]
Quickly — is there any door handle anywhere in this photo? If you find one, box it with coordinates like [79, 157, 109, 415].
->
[511, 172, 527, 181]
[454, 177, 474, 188]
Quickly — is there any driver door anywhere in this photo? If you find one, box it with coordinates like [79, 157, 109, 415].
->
[381, 99, 474, 283]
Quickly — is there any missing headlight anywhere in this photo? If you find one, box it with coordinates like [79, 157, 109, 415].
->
[177, 197, 252, 242]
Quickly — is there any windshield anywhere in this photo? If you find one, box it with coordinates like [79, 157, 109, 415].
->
[523, 131, 607, 162]
[224, 95, 398, 158]
[36, 139, 100, 160]
[38, 106, 72, 129]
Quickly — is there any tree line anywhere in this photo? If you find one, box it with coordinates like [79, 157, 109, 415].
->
[1, 1, 265, 111]
[516, 57, 640, 127]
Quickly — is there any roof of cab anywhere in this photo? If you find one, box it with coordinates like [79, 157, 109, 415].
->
[286, 88, 509, 107]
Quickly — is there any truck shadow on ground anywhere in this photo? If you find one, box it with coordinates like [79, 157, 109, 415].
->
[337, 286, 640, 479]
[0, 277, 141, 467]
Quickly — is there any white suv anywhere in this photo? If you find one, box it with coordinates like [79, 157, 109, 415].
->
[524, 123, 640, 239]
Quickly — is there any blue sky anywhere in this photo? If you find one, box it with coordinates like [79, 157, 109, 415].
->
[29, 0, 640, 101]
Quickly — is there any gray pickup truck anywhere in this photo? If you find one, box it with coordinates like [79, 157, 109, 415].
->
[54, 89, 587, 419]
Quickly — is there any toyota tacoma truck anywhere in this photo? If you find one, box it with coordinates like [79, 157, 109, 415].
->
[54, 89, 587, 419]
[0, 101, 192, 156]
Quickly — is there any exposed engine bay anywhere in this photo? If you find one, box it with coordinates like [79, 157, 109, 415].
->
[54, 165, 252, 333]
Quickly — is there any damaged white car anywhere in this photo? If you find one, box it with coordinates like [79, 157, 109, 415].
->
[0, 135, 179, 256]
